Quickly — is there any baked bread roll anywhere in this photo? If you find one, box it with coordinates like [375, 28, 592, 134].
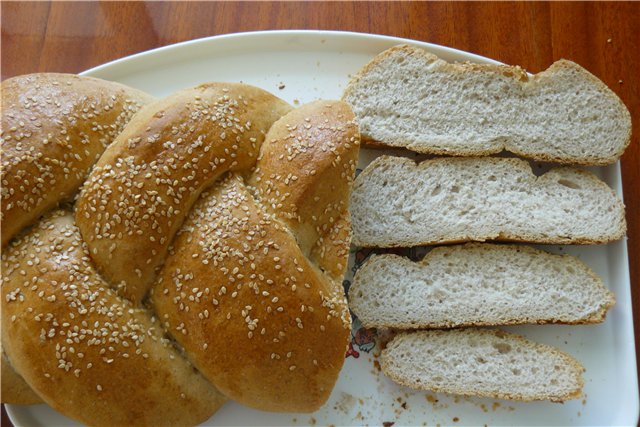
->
[2, 75, 360, 424]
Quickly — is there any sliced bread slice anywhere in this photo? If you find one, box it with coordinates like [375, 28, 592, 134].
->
[349, 243, 615, 329]
[350, 156, 626, 247]
[342, 45, 631, 165]
[381, 328, 584, 402]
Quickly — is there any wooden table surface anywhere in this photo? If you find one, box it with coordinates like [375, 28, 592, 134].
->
[1, 1, 638, 426]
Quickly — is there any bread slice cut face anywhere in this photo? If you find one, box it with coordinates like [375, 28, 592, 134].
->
[343, 45, 631, 165]
[349, 243, 615, 328]
[350, 156, 626, 247]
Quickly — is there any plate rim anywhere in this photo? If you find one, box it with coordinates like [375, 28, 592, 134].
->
[6, 29, 638, 427]
[79, 29, 504, 78]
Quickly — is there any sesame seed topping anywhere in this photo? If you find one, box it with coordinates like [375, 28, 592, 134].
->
[0, 98, 353, 404]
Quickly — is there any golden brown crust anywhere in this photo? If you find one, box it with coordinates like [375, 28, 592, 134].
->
[1, 73, 153, 247]
[1, 346, 42, 404]
[75, 83, 292, 303]
[150, 102, 360, 412]
[3, 78, 358, 420]
[1, 211, 226, 426]
[249, 100, 360, 281]
[152, 176, 351, 412]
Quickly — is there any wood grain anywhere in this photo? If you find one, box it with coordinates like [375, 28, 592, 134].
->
[2, 2, 638, 426]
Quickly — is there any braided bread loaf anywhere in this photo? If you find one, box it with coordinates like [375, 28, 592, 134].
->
[1, 74, 360, 425]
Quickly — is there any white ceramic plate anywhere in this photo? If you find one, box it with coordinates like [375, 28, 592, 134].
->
[6, 30, 638, 427]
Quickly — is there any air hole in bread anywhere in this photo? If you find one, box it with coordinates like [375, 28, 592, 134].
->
[493, 342, 512, 354]
[558, 179, 581, 190]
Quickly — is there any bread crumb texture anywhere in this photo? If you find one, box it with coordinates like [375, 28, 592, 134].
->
[350, 243, 615, 329]
[351, 156, 625, 247]
[343, 45, 631, 164]
[381, 329, 584, 402]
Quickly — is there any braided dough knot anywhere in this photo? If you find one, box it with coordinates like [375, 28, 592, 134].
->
[2, 75, 360, 426]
